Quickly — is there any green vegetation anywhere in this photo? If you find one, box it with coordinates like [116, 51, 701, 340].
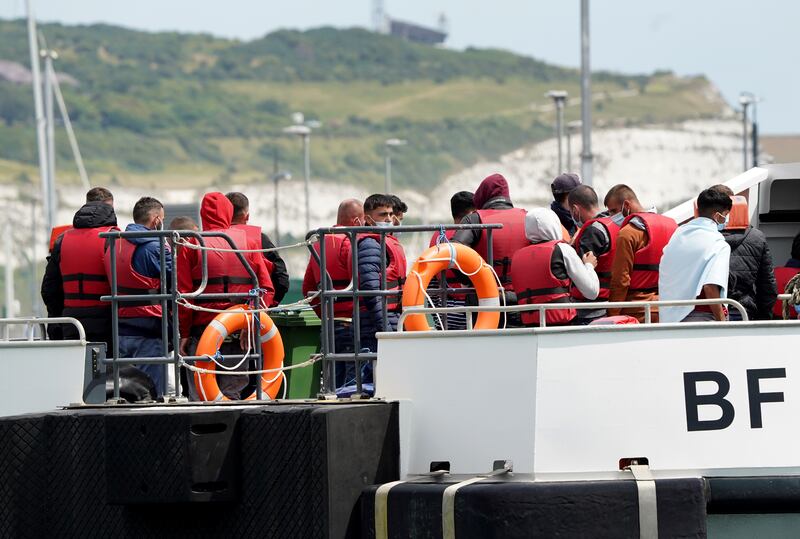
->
[0, 20, 726, 191]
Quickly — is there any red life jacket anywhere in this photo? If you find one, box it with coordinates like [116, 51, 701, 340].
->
[49, 224, 72, 253]
[511, 240, 575, 326]
[359, 233, 407, 311]
[773, 266, 800, 319]
[623, 213, 677, 293]
[571, 217, 620, 300]
[191, 227, 255, 315]
[230, 223, 274, 273]
[59, 226, 117, 309]
[473, 208, 529, 290]
[104, 239, 162, 318]
[308, 231, 354, 317]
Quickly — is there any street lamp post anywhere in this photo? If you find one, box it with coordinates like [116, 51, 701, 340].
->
[546, 91, 568, 172]
[271, 171, 291, 246]
[739, 92, 761, 170]
[384, 138, 407, 193]
[566, 120, 582, 172]
[580, 0, 594, 186]
[283, 118, 314, 232]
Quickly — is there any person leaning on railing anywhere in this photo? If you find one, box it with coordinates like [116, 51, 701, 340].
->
[659, 188, 733, 323]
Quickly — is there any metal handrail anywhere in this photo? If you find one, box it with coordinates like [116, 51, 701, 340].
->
[308, 223, 503, 397]
[397, 297, 751, 331]
[0, 317, 86, 343]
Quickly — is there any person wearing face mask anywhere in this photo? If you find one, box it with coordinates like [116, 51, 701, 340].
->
[567, 185, 620, 323]
[604, 184, 677, 322]
[388, 194, 408, 227]
[708, 185, 777, 321]
[659, 189, 733, 322]
[103, 197, 172, 396]
[550, 173, 583, 237]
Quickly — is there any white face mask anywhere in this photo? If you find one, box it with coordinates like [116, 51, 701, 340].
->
[373, 221, 392, 228]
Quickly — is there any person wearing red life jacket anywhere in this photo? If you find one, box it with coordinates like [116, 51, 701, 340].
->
[41, 188, 119, 347]
[427, 191, 475, 330]
[452, 173, 529, 326]
[511, 208, 599, 327]
[567, 185, 620, 324]
[177, 192, 274, 400]
[605, 184, 678, 322]
[773, 231, 800, 319]
[226, 192, 290, 306]
[103, 197, 171, 397]
[302, 199, 362, 320]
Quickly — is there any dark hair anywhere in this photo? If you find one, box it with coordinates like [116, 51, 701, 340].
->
[225, 192, 249, 219]
[554, 192, 569, 204]
[132, 197, 163, 225]
[568, 185, 598, 209]
[697, 188, 733, 217]
[603, 184, 639, 206]
[710, 184, 734, 197]
[450, 191, 475, 220]
[387, 194, 407, 214]
[86, 187, 113, 203]
[364, 194, 394, 212]
[169, 216, 198, 230]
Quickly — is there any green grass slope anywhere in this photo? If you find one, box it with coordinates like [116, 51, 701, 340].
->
[0, 20, 727, 191]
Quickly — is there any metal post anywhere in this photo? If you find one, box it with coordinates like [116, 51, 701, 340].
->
[171, 239, 182, 399]
[566, 124, 572, 172]
[741, 101, 750, 171]
[350, 231, 362, 397]
[556, 99, 564, 172]
[44, 51, 57, 239]
[303, 133, 311, 233]
[751, 99, 759, 168]
[580, 0, 593, 186]
[26, 0, 51, 233]
[273, 175, 280, 247]
[4, 220, 14, 319]
[30, 198, 37, 317]
[159, 234, 169, 398]
[109, 238, 120, 400]
[384, 147, 391, 194]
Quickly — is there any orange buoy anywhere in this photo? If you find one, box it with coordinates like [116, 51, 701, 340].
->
[402, 242, 500, 331]
[194, 305, 284, 401]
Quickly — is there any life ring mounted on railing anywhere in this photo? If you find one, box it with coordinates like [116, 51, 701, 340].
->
[194, 305, 284, 401]
[402, 242, 501, 331]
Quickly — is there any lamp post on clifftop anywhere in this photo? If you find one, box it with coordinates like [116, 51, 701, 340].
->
[384, 138, 407, 193]
[580, 0, 593, 186]
[546, 90, 568, 173]
[283, 113, 319, 232]
[271, 170, 291, 247]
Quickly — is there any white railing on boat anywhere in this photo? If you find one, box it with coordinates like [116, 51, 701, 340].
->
[0, 317, 86, 343]
[398, 297, 750, 330]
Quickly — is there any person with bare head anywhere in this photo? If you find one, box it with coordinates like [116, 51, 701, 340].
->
[226, 191, 290, 305]
[86, 186, 114, 206]
[604, 184, 677, 322]
[168, 216, 199, 231]
[568, 185, 620, 323]
[103, 196, 170, 397]
[336, 198, 365, 226]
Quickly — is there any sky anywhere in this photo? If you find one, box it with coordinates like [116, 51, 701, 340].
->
[1, 0, 798, 134]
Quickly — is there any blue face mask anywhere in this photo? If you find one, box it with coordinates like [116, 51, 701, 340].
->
[717, 213, 730, 231]
[610, 212, 625, 227]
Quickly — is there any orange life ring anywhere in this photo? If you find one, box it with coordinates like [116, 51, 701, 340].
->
[402, 242, 500, 331]
[194, 305, 284, 401]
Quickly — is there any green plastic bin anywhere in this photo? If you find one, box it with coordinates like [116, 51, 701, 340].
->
[272, 309, 321, 399]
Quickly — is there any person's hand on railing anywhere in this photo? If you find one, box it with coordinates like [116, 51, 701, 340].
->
[582, 251, 598, 268]
[180, 337, 191, 357]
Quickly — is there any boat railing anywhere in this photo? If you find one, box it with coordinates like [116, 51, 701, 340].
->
[397, 297, 751, 330]
[0, 316, 85, 343]
[308, 223, 502, 398]
[99, 229, 265, 402]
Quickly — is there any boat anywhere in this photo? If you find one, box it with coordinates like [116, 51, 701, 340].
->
[2, 163, 800, 537]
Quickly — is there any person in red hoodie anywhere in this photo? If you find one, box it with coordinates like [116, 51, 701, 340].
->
[177, 192, 274, 400]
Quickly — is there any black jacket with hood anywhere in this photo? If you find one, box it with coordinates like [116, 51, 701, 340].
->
[41, 202, 118, 341]
[722, 226, 777, 320]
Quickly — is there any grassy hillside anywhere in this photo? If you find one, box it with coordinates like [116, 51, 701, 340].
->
[0, 20, 727, 191]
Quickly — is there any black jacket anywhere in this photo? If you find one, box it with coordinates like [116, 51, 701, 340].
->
[259, 232, 290, 304]
[722, 226, 777, 320]
[41, 202, 118, 342]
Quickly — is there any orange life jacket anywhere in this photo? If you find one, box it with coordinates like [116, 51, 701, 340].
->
[623, 213, 677, 294]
